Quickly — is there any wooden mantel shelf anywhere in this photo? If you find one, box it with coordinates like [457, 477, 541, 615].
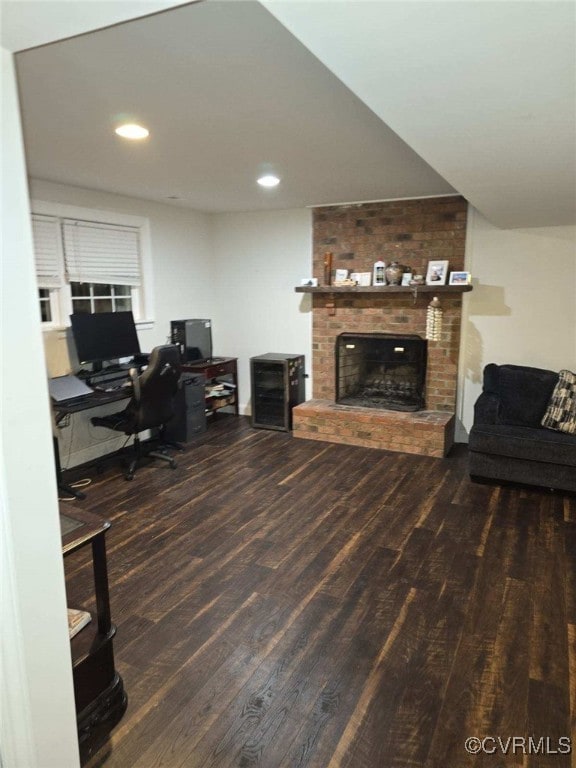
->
[295, 284, 473, 294]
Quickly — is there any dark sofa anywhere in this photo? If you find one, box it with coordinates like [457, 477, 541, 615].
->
[469, 363, 576, 493]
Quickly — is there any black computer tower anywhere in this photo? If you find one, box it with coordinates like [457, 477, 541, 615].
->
[250, 354, 305, 431]
[164, 372, 207, 442]
[170, 319, 213, 363]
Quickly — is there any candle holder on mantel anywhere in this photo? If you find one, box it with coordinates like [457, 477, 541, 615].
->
[323, 251, 333, 286]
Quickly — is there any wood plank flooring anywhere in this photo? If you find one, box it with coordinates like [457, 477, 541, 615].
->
[61, 415, 576, 768]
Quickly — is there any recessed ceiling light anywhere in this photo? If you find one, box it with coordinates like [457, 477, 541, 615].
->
[115, 123, 149, 140]
[257, 174, 280, 188]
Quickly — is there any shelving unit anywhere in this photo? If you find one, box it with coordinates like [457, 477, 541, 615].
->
[60, 509, 126, 763]
[181, 357, 239, 417]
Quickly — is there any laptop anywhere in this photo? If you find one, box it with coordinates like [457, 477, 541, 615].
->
[49, 375, 94, 402]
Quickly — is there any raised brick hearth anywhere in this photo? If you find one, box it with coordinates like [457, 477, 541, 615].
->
[293, 400, 454, 457]
[293, 196, 468, 458]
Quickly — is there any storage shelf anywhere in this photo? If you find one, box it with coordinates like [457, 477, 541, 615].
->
[60, 509, 126, 760]
[205, 394, 236, 413]
[295, 284, 472, 294]
[70, 623, 115, 667]
[182, 358, 239, 418]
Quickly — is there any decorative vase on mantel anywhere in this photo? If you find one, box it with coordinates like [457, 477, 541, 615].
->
[385, 261, 404, 285]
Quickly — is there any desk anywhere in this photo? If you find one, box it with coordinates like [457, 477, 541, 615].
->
[60, 509, 126, 762]
[53, 389, 131, 499]
[53, 387, 130, 424]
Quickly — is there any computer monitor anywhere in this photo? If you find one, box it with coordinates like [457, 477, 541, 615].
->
[70, 311, 141, 370]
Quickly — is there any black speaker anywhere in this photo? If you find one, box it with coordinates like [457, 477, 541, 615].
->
[164, 373, 206, 442]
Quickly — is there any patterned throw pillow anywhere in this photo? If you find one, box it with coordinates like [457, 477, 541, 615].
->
[541, 369, 576, 434]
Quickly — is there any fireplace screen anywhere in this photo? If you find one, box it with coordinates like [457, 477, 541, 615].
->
[336, 333, 427, 412]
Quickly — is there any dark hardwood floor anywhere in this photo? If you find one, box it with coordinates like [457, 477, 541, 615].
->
[62, 415, 576, 768]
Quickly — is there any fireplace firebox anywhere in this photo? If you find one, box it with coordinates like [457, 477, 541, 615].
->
[336, 333, 427, 412]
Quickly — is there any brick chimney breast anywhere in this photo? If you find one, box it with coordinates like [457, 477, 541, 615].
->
[295, 196, 469, 457]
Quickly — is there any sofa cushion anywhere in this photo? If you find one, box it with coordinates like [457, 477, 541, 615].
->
[541, 369, 576, 434]
[469, 423, 576, 467]
[495, 364, 558, 428]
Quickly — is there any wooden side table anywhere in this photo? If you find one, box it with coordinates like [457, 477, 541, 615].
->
[181, 357, 239, 416]
[60, 510, 127, 763]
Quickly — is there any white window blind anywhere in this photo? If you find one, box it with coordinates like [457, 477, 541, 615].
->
[62, 219, 141, 286]
[31, 214, 62, 288]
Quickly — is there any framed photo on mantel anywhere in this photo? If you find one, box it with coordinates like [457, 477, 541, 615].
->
[426, 260, 449, 286]
[449, 271, 472, 285]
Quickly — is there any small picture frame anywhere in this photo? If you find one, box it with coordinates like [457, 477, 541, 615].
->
[401, 272, 413, 286]
[300, 278, 318, 287]
[426, 260, 449, 286]
[449, 271, 471, 285]
[351, 271, 372, 287]
[335, 268, 349, 282]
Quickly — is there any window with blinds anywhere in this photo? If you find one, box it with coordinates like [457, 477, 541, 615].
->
[31, 214, 62, 288]
[30, 208, 147, 325]
[61, 219, 141, 286]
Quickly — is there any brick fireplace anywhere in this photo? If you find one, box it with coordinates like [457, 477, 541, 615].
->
[293, 196, 468, 458]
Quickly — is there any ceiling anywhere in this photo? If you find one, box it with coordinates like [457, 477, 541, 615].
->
[1, 0, 191, 51]
[8, 0, 576, 228]
[264, 0, 576, 229]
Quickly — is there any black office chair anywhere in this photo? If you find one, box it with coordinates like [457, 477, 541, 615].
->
[91, 345, 182, 480]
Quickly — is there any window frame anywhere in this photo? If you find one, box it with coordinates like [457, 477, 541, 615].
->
[31, 200, 154, 332]
[70, 281, 134, 315]
[38, 287, 59, 324]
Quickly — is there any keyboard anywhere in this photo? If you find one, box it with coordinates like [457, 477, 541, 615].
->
[56, 386, 130, 408]
[95, 383, 131, 393]
[56, 393, 97, 407]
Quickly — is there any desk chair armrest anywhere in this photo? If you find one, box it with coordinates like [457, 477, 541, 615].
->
[130, 367, 141, 404]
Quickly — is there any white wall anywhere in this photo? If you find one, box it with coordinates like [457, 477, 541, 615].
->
[35, 184, 313, 462]
[31, 179, 215, 350]
[33, 181, 576, 452]
[31, 179, 214, 466]
[457, 207, 576, 438]
[1, 49, 79, 768]
[210, 209, 313, 414]
[210, 205, 576, 439]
